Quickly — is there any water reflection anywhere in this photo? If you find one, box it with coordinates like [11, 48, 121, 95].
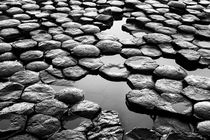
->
[75, 75, 153, 131]
[104, 18, 133, 40]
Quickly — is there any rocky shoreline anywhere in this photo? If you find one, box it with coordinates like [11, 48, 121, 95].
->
[1, 0, 210, 139]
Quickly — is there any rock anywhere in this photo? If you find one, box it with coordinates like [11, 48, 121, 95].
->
[87, 110, 124, 140]
[172, 33, 194, 42]
[0, 61, 23, 77]
[0, 102, 34, 115]
[168, 1, 186, 9]
[22, 83, 55, 103]
[120, 48, 142, 58]
[127, 74, 154, 89]
[0, 113, 26, 139]
[143, 33, 172, 44]
[166, 132, 205, 140]
[173, 39, 198, 50]
[140, 44, 162, 58]
[154, 65, 187, 80]
[12, 39, 37, 50]
[0, 43, 12, 53]
[32, 33, 52, 42]
[18, 23, 40, 31]
[177, 49, 200, 61]
[26, 114, 60, 138]
[20, 50, 43, 62]
[0, 82, 24, 101]
[26, 61, 49, 72]
[62, 39, 81, 51]
[35, 99, 68, 118]
[79, 58, 104, 71]
[0, 19, 20, 28]
[125, 56, 158, 72]
[194, 101, 210, 119]
[0, 101, 14, 111]
[80, 24, 100, 34]
[10, 70, 39, 85]
[99, 63, 130, 80]
[49, 130, 86, 140]
[161, 92, 192, 116]
[52, 56, 77, 68]
[69, 100, 101, 119]
[153, 116, 192, 134]
[96, 40, 122, 54]
[0, 28, 20, 39]
[65, 27, 84, 36]
[155, 78, 183, 94]
[74, 35, 97, 44]
[125, 128, 160, 140]
[56, 87, 84, 105]
[45, 49, 69, 60]
[95, 32, 117, 41]
[193, 40, 210, 49]
[182, 86, 210, 101]
[8, 134, 39, 140]
[38, 40, 61, 51]
[184, 75, 210, 90]
[197, 121, 210, 137]
[71, 44, 100, 57]
[158, 44, 176, 55]
[0, 52, 16, 62]
[63, 66, 88, 80]
[126, 89, 169, 111]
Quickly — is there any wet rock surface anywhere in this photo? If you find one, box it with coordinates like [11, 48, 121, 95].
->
[0, 0, 210, 139]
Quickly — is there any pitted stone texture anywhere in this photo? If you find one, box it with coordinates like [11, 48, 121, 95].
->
[184, 75, 210, 90]
[153, 65, 187, 80]
[125, 56, 158, 72]
[0, 61, 23, 77]
[69, 100, 101, 119]
[0, 82, 24, 101]
[155, 79, 183, 94]
[26, 114, 61, 138]
[56, 87, 84, 105]
[22, 83, 55, 103]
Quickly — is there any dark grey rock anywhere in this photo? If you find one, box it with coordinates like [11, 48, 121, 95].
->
[125, 56, 158, 72]
[140, 44, 162, 58]
[182, 86, 210, 101]
[155, 79, 183, 94]
[45, 49, 70, 60]
[18, 23, 40, 32]
[125, 128, 160, 140]
[99, 63, 130, 80]
[69, 100, 101, 119]
[184, 75, 210, 90]
[173, 39, 198, 50]
[153, 116, 192, 134]
[153, 65, 187, 80]
[0, 52, 16, 62]
[56, 87, 84, 105]
[127, 74, 154, 89]
[194, 101, 210, 119]
[63, 66, 88, 80]
[20, 50, 43, 62]
[158, 44, 176, 55]
[0, 102, 34, 115]
[26, 114, 60, 138]
[12, 39, 37, 50]
[38, 40, 61, 51]
[121, 48, 142, 58]
[8, 134, 39, 140]
[74, 35, 97, 44]
[0, 19, 20, 28]
[0, 113, 26, 139]
[0, 82, 24, 101]
[22, 83, 55, 103]
[0, 43, 12, 53]
[80, 24, 100, 34]
[49, 129, 86, 140]
[96, 40, 122, 54]
[71, 44, 100, 57]
[0, 28, 20, 39]
[143, 33, 172, 44]
[35, 99, 68, 118]
[87, 110, 123, 140]
[52, 56, 77, 68]
[62, 39, 81, 51]
[79, 58, 104, 71]
[0, 61, 23, 77]
[26, 61, 49, 72]
[177, 49, 200, 61]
